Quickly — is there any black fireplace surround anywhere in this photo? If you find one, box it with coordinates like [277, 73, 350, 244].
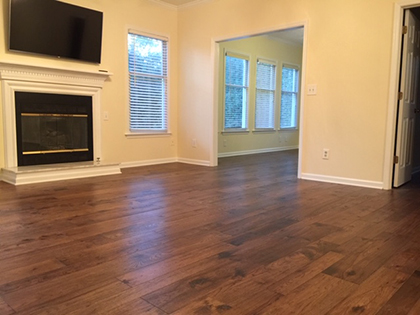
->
[15, 92, 93, 166]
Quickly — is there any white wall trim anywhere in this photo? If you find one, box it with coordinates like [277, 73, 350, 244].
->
[297, 23, 308, 179]
[177, 158, 211, 166]
[384, 0, 420, 190]
[148, 0, 213, 10]
[218, 146, 298, 158]
[178, 0, 213, 9]
[120, 158, 177, 168]
[0, 61, 110, 87]
[1, 163, 121, 186]
[301, 173, 384, 190]
[147, 0, 178, 10]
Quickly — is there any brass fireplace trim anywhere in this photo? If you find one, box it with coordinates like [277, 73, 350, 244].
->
[23, 148, 89, 155]
[21, 113, 88, 118]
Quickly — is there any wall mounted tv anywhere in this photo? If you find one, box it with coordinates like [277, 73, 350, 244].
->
[9, 0, 103, 64]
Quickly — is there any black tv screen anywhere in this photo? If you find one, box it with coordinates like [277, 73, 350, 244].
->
[9, 0, 103, 63]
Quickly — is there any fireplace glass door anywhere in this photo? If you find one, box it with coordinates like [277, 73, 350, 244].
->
[15, 92, 93, 166]
[21, 113, 89, 154]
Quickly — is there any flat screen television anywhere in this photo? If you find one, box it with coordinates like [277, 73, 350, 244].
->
[9, 0, 103, 64]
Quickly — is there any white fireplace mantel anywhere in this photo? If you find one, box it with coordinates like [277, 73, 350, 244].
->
[0, 61, 121, 185]
[0, 61, 111, 87]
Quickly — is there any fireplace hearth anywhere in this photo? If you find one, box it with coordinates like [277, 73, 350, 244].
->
[15, 92, 93, 166]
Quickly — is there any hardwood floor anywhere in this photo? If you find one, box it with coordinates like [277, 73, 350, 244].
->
[0, 150, 420, 314]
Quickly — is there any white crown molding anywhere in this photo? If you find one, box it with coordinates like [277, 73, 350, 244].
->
[148, 0, 178, 10]
[0, 61, 111, 88]
[148, 0, 213, 10]
[178, 0, 213, 9]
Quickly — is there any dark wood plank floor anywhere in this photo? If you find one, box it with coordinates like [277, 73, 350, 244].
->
[1, 150, 420, 314]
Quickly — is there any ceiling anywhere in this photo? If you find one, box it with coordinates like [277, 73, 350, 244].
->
[267, 27, 304, 45]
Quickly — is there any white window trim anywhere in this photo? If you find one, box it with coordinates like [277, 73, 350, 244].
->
[254, 57, 277, 131]
[125, 29, 171, 137]
[280, 63, 300, 130]
[222, 49, 251, 132]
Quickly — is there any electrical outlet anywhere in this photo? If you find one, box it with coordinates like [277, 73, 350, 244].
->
[103, 111, 109, 121]
[192, 138, 197, 148]
[323, 149, 329, 160]
[223, 139, 227, 147]
[307, 84, 317, 96]
[170, 140, 175, 146]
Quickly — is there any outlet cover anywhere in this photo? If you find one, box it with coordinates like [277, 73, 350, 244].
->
[307, 84, 317, 96]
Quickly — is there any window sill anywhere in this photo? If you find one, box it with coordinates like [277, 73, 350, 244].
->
[279, 128, 298, 131]
[222, 129, 250, 135]
[125, 131, 172, 139]
[253, 129, 276, 133]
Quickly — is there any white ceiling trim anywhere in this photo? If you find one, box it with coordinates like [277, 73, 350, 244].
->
[148, 0, 178, 10]
[148, 0, 213, 10]
[178, 0, 213, 9]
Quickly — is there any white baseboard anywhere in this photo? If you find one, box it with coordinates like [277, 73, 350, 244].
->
[177, 158, 211, 166]
[1, 162, 121, 185]
[301, 173, 384, 190]
[119, 157, 211, 168]
[218, 145, 298, 158]
[120, 158, 177, 169]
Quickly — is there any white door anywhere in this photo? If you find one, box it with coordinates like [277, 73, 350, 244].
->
[394, 10, 420, 187]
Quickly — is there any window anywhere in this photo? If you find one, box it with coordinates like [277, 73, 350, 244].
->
[128, 32, 168, 132]
[224, 52, 249, 130]
[255, 59, 276, 129]
[280, 65, 299, 129]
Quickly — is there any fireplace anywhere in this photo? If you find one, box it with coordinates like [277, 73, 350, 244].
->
[0, 62, 121, 185]
[15, 92, 93, 166]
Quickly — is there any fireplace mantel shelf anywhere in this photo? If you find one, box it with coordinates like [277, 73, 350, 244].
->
[0, 61, 112, 88]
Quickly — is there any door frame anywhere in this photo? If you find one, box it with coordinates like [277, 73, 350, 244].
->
[210, 21, 308, 180]
[384, 0, 420, 189]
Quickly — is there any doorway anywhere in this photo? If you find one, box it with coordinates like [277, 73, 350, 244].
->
[212, 25, 306, 178]
[392, 7, 420, 188]
[385, 1, 420, 189]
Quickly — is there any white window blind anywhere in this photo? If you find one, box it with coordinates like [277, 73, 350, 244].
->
[224, 52, 249, 130]
[255, 59, 276, 129]
[280, 65, 299, 129]
[128, 32, 168, 131]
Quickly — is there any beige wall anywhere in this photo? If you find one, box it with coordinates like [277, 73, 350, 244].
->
[178, 0, 394, 183]
[0, 0, 402, 186]
[0, 0, 178, 168]
[218, 35, 302, 156]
